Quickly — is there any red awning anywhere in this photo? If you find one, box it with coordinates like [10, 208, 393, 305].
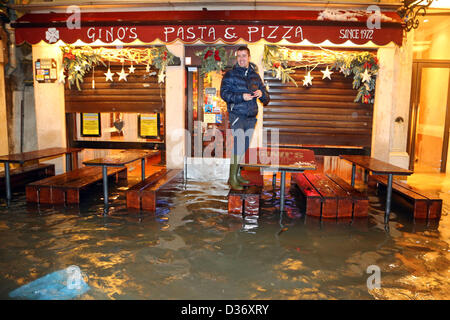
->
[12, 9, 404, 46]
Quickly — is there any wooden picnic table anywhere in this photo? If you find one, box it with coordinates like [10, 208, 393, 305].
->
[83, 150, 160, 213]
[241, 147, 316, 212]
[0, 147, 82, 205]
[339, 155, 413, 224]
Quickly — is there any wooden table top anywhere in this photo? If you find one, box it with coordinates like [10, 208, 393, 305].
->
[241, 147, 316, 171]
[0, 147, 82, 164]
[339, 155, 412, 175]
[83, 150, 160, 167]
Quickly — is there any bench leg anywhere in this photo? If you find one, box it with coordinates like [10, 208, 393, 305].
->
[26, 186, 39, 203]
[385, 173, 393, 224]
[66, 189, 79, 204]
[141, 191, 156, 212]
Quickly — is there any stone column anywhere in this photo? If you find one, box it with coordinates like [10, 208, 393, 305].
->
[247, 43, 265, 149]
[32, 44, 66, 173]
[0, 38, 8, 156]
[371, 39, 412, 169]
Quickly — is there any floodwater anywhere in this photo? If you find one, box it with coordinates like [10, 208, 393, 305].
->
[0, 167, 449, 300]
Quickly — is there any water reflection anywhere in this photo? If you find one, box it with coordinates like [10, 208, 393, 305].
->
[0, 171, 449, 300]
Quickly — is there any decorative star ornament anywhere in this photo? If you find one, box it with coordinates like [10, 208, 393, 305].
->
[275, 67, 282, 80]
[321, 66, 333, 80]
[158, 72, 166, 83]
[104, 68, 114, 82]
[117, 68, 129, 81]
[361, 68, 372, 83]
[128, 64, 136, 74]
[74, 65, 82, 72]
[302, 72, 313, 86]
[58, 69, 66, 84]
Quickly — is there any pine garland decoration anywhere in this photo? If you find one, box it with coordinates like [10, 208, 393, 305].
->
[61, 45, 177, 90]
[262, 45, 379, 104]
[62, 46, 105, 91]
[195, 46, 233, 75]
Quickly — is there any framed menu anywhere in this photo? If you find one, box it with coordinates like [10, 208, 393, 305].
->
[138, 113, 160, 139]
[80, 113, 101, 137]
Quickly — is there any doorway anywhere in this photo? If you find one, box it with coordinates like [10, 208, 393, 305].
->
[186, 68, 231, 158]
[408, 61, 450, 173]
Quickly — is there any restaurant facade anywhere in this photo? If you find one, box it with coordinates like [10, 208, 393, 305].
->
[2, 1, 422, 176]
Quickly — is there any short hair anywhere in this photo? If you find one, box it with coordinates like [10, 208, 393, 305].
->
[236, 46, 250, 56]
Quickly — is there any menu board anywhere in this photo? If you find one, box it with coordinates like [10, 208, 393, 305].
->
[138, 113, 160, 139]
[80, 113, 101, 137]
[35, 59, 57, 83]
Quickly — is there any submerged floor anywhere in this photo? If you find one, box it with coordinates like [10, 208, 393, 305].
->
[0, 158, 449, 300]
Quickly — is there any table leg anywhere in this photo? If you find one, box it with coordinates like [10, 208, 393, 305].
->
[4, 162, 11, 206]
[280, 171, 286, 212]
[385, 173, 393, 224]
[102, 166, 109, 214]
[65, 153, 72, 172]
[272, 173, 277, 190]
[351, 164, 356, 187]
[141, 158, 146, 181]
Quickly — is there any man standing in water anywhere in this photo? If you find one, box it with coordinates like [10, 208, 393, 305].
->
[220, 46, 270, 190]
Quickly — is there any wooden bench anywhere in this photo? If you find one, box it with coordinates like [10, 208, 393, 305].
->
[291, 172, 368, 219]
[373, 176, 442, 220]
[0, 163, 55, 193]
[126, 169, 182, 211]
[228, 185, 263, 216]
[26, 166, 127, 205]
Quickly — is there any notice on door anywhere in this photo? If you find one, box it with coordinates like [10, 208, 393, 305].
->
[81, 113, 101, 137]
[138, 113, 160, 138]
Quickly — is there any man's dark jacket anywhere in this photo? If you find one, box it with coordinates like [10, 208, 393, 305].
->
[220, 62, 270, 118]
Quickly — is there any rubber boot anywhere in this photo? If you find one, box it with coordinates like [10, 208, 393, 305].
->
[236, 165, 250, 185]
[229, 158, 244, 191]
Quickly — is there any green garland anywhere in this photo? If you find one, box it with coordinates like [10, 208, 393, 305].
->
[61, 46, 105, 91]
[262, 45, 299, 87]
[61, 45, 176, 90]
[195, 46, 233, 75]
[331, 52, 379, 104]
[262, 45, 379, 104]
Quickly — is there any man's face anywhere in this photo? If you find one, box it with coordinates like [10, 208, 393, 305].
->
[236, 50, 250, 68]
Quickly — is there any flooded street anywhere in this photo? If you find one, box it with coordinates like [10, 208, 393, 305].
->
[0, 174, 449, 300]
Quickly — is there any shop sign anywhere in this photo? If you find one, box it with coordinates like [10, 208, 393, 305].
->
[16, 24, 401, 46]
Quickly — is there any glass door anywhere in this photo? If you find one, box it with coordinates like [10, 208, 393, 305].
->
[186, 68, 230, 159]
[408, 62, 450, 173]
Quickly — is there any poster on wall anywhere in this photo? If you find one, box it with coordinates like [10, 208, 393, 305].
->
[35, 59, 57, 83]
[138, 113, 160, 139]
[80, 113, 101, 137]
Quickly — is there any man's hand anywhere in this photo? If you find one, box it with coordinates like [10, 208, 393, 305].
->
[243, 93, 254, 101]
[252, 90, 263, 99]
